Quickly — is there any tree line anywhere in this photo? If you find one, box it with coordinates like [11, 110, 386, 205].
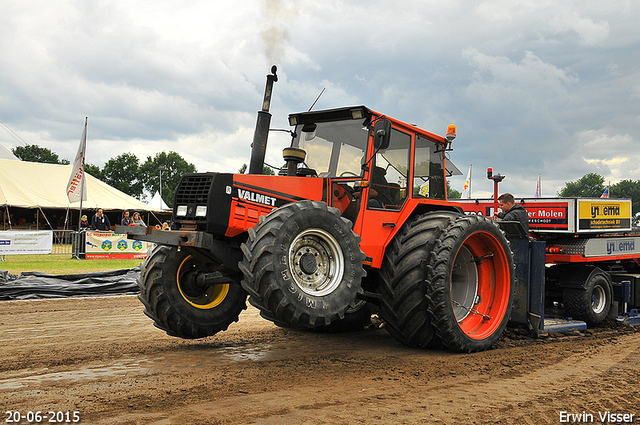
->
[12, 145, 196, 208]
[11, 145, 640, 217]
[557, 173, 640, 217]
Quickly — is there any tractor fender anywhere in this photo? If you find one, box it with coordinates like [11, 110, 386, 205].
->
[380, 202, 463, 245]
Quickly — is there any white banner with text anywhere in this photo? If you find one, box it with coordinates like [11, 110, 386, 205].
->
[0, 230, 53, 255]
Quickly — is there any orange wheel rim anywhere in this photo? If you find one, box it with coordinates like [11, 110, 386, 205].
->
[449, 231, 511, 340]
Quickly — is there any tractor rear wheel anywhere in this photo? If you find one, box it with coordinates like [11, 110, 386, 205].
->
[426, 215, 515, 353]
[378, 211, 460, 348]
[239, 200, 366, 329]
[138, 245, 247, 339]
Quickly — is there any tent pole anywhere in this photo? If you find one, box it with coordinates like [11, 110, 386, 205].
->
[5, 205, 11, 230]
[38, 206, 53, 230]
[63, 207, 70, 231]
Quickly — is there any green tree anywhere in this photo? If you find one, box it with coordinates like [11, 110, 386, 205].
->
[557, 173, 605, 198]
[140, 152, 197, 208]
[239, 163, 276, 175]
[611, 179, 640, 225]
[447, 180, 462, 199]
[12, 144, 70, 164]
[84, 163, 103, 179]
[102, 153, 144, 198]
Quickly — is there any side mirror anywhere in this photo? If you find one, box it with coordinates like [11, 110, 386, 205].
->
[373, 118, 391, 150]
[301, 123, 317, 141]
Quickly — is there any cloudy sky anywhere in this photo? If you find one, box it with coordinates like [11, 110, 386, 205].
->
[1, 0, 639, 198]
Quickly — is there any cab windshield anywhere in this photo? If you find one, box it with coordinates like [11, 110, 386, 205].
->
[292, 119, 369, 178]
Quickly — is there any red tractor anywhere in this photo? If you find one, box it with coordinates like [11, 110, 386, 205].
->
[123, 67, 515, 353]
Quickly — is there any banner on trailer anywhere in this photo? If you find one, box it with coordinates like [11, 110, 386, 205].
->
[578, 200, 631, 231]
[85, 232, 154, 259]
[523, 202, 570, 231]
[0, 230, 53, 255]
[456, 201, 570, 232]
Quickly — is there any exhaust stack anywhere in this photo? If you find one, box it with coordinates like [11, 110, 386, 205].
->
[248, 65, 278, 174]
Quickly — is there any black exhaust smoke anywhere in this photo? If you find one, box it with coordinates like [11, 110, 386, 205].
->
[248, 65, 278, 174]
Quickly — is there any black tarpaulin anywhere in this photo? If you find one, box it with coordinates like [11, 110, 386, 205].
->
[0, 267, 140, 300]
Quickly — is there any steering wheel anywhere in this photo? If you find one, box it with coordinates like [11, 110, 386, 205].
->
[339, 171, 360, 177]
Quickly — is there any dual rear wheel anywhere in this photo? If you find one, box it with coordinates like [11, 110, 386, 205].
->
[378, 212, 515, 353]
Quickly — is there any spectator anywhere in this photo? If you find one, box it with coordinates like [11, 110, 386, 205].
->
[91, 208, 112, 232]
[121, 210, 133, 226]
[132, 212, 146, 227]
[80, 215, 90, 230]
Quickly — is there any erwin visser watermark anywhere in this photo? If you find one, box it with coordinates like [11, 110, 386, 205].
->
[559, 411, 635, 423]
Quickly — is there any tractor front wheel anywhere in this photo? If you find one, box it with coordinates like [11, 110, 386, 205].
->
[138, 245, 247, 339]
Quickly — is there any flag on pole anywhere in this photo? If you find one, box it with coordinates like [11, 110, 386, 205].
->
[600, 186, 609, 198]
[534, 174, 541, 198]
[66, 118, 88, 203]
[461, 164, 472, 199]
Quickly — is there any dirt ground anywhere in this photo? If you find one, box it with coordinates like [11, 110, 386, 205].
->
[1, 295, 639, 425]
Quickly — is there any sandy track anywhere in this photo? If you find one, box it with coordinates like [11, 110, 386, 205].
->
[1, 295, 639, 424]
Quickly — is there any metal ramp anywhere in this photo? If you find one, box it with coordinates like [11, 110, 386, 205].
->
[541, 317, 587, 333]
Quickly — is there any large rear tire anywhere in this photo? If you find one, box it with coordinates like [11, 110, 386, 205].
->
[138, 245, 248, 339]
[378, 211, 459, 348]
[426, 215, 515, 353]
[239, 200, 366, 328]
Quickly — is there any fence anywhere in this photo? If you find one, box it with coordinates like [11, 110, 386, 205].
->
[52, 230, 74, 254]
[10, 230, 147, 258]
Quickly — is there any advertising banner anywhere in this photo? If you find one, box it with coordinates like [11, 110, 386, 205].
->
[578, 199, 632, 231]
[0, 230, 53, 255]
[523, 202, 570, 231]
[85, 232, 154, 259]
[457, 198, 632, 233]
[455, 200, 571, 232]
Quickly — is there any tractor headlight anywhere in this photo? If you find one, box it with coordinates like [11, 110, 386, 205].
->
[176, 205, 188, 216]
[195, 206, 207, 217]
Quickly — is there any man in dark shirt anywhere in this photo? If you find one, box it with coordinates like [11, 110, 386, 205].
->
[496, 193, 529, 234]
[121, 210, 133, 226]
[91, 208, 112, 232]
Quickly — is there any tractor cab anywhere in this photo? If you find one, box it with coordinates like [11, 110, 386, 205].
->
[287, 106, 459, 267]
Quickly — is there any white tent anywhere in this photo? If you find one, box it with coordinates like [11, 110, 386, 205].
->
[0, 144, 19, 160]
[149, 191, 170, 210]
[0, 157, 162, 212]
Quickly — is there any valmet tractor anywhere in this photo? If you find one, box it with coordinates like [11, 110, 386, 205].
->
[119, 67, 570, 353]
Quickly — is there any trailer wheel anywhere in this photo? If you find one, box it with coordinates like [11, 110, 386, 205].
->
[138, 245, 247, 339]
[426, 215, 515, 353]
[239, 200, 366, 328]
[563, 268, 612, 325]
[378, 211, 460, 348]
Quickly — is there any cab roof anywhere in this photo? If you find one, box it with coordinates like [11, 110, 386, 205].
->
[288, 105, 446, 145]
